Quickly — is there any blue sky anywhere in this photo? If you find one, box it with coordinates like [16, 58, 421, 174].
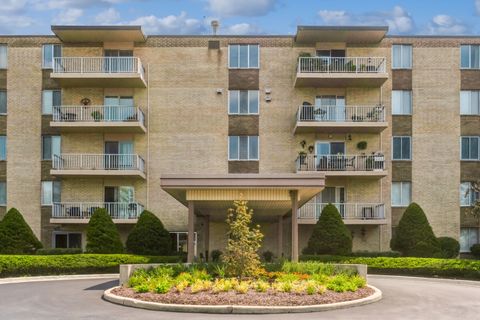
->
[1, 0, 479, 35]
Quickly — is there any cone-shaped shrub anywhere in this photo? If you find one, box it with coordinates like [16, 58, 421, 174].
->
[438, 237, 460, 258]
[86, 208, 124, 253]
[0, 208, 43, 254]
[390, 203, 442, 257]
[126, 210, 172, 255]
[303, 204, 352, 255]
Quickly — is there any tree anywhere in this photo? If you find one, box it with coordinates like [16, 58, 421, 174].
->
[390, 203, 442, 257]
[0, 208, 43, 254]
[437, 237, 460, 258]
[303, 204, 352, 256]
[222, 200, 264, 278]
[126, 210, 172, 255]
[465, 180, 480, 220]
[86, 208, 124, 253]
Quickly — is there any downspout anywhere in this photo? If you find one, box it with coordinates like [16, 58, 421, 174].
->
[146, 63, 150, 208]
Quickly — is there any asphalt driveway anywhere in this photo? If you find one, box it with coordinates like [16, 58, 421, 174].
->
[0, 275, 479, 319]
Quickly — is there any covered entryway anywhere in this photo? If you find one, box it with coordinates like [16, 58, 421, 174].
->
[160, 174, 325, 262]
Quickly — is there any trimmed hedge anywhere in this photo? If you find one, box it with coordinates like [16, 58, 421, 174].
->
[438, 237, 460, 258]
[86, 209, 124, 254]
[0, 208, 43, 254]
[0, 254, 185, 277]
[300, 255, 480, 280]
[36, 248, 83, 255]
[126, 210, 172, 256]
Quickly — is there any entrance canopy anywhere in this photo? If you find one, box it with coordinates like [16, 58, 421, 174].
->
[160, 173, 325, 221]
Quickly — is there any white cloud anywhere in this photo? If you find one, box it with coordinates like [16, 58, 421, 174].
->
[0, 15, 35, 33]
[0, 0, 29, 13]
[39, 0, 125, 10]
[223, 23, 262, 35]
[128, 12, 206, 35]
[53, 8, 83, 24]
[426, 14, 468, 35]
[207, 0, 276, 17]
[95, 8, 121, 24]
[476, 0, 480, 15]
[317, 6, 414, 34]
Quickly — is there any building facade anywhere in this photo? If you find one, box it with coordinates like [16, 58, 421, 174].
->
[0, 25, 478, 260]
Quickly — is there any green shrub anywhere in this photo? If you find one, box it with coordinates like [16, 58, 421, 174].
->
[211, 250, 222, 262]
[126, 210, 172, 256]
[86, 208, 124, 254]
[303, 204, 352, 256]
[390, 203, 442, 257]
[0, 208, 43, 254]
[350, 251, 401, 258]
[36, 248, 83, 255]
[470, 244, 480, 258]
[438, 237, 460, 258]
[262, 250, 274, 262]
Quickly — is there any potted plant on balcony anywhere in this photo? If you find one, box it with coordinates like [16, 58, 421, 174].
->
[357, 141, 367, 150]
[91, 110, 103, 122]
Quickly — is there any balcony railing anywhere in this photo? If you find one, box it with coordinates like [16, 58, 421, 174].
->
[52, 154, 145, 173]
[299, 203, 385, 220]
[297, 57, 386, 74]
[297, 105, 385, 122]
[296, 154, 385, 172]
[53, 57, 145, 76]
[52, 202, 144, 220]
[52, 106, 145, 125]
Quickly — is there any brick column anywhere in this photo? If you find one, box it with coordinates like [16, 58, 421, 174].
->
[291, 190, 299, 262]
[187, 201, 195, 263]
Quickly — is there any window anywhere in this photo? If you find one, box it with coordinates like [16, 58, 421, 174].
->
[392, 136, 411, 160]
[392, 44, 412, 69]
[228, 90, 259, 114]
[53, 232, 82, 249]
[392, 90, 412, 115]
[42, 136, 61, 160]
[42, 44, 62, 69]
[460, 91, 480, 115]
[461, 136, 479, 160]
[0, 136, 6, 161]
[0, 91, 6, 114]
[228, 136, 259, 160]
[229, 44, 259, 69]
[42, 90, 61, 115]
[0, 182, 6, 205]
[460, 228, 479, 252]
[460, 182, 479, 207]
[461, 45, 480, 69]
[170, 232, 197, 254]
[41, 181, 61, 205]
[0, 44, 6, 69]
[392, 182, 411, 207]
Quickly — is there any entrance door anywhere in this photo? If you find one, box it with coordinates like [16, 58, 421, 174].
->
[315, 141, 346, 170]
[315, 187, 345, 217]
[315, 96, 345, 121]
[105, 186, 134, 218]
[104, 96, 134, 121]
[104, 50, 134, 72]
[104, 141, 119, 169]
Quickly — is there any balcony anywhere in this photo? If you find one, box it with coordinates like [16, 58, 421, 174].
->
[294, 105, 388, 134]
[50, 202, 144, 224]
[50, 106, 146, 133]
[51, 57, 147, 88]
[296, 154, 387, 178]
[51, 154, 146, 179]
[295, 57, 388, 87]
[298, 202, 387, 225]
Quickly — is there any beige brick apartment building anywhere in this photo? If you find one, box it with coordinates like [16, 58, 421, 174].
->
[0, 25, 478, 261]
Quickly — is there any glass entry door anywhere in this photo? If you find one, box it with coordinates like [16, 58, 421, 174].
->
[315, 96, 345, 121]
[315, 141, 346, 170]
[104, 96, 133, 121]
[104, 50, 133, 72]
[315, 187, 345, 217]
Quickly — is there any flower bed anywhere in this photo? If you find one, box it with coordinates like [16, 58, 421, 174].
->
[112, 262, 374, 306]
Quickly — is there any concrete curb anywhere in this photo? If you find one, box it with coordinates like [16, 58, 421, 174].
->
[0, 274, 118, 285]
[368, 274, 480, 287]
[103, 285, 382, 314]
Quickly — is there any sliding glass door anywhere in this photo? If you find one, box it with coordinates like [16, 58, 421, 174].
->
[315, 95, 345, 121]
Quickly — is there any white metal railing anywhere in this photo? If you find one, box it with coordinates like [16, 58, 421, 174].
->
[52, 154, 145, 173]
[298, 203, 385, 220]
[297, 105, 385, 122]
[296, 154, 385, 172]
[52, 106, 145, 125]
[297, 57, 386, 73]
[52, 202, 144, 220]
[53, 57, 144, 75]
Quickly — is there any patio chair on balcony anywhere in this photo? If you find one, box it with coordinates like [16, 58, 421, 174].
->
[68, 206, 81, 218]
[361, 206, 374, 220]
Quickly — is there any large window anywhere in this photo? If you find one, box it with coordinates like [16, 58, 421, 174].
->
[42, 90, 61, 115]
[460, 91, 480, 115]
[460, 182, 479, 207]
[392, 182, 411, 207]
[42, 135, 61, 160]
[42, 44, 62, 69]
[460, 228, 479, 252]
[53, 232, 82, 249]
[229, 44, 259, 69]
[392, 136, 411, 160]
[392, 44, 412, 69]
[0, 44, 6, 69]
[228, 136, 259, 160]
[41, 181, 61, 205]
[392, 90, 412, 115]
[461, 136, 479, 160]
[0, 91, 6, 114]
[461, 45, 480, 69]
[228, 90, 259, 114]
[0, 181, 6, 205]
[0, 136, 6, 161]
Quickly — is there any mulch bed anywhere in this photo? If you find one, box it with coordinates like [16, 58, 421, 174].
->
[112, 286, 374, 306]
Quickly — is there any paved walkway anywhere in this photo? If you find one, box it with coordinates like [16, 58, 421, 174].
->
[1, 275, 479, 319]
